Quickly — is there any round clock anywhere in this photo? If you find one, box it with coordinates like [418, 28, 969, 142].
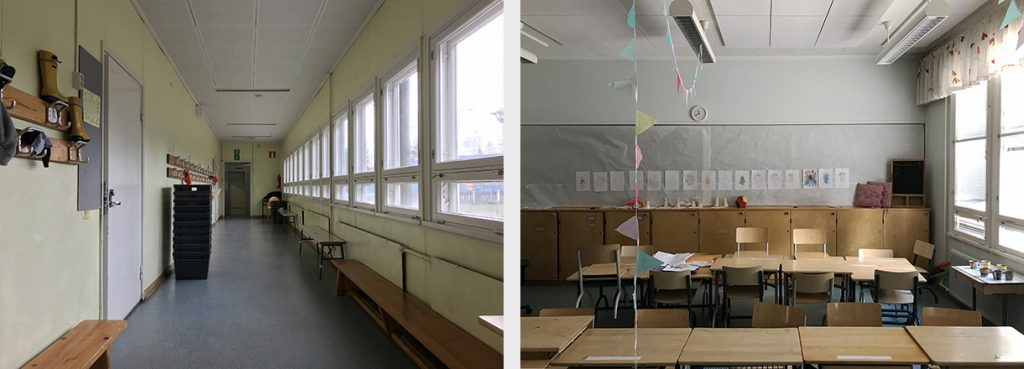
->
[689, 105, 708, 122]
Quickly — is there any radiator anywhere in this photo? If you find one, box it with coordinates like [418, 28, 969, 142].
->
[948, 248, 1024, 331]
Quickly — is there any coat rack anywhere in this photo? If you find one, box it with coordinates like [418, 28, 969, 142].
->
[1, 85, 71, 132]
[14, 128, 89, 165]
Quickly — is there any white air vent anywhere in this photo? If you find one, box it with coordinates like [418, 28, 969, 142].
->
[877, 0, 948, 65]
[670, 0, 717, 63]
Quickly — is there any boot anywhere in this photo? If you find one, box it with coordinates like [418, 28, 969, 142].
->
[37, 50, 67, 104]
[67, 96, 90, 142]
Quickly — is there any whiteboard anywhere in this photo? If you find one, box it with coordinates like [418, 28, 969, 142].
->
[522, 124, 924, 207]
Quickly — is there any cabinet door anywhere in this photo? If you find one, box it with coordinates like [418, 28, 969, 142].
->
[651, 210, 699, 253]
[745, 210, 793, 257]
[521, 211, 558, 281]
[791, 209, 838, 256]
[604, 211, 651, 245]
[836, 208, 884, 257]
[699, 210, 746, 255]
[557, 211, 604, 279]
[883, 209, 931, 259]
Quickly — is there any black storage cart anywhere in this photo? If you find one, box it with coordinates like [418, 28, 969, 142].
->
[172, 185, 212, 279]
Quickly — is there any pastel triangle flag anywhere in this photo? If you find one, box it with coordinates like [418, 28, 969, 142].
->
[635, 145, 643, 169]
[676, 73, 683, 91]
[1018, 27, 1024, 50]
[635, 250, 663, 273]
[666, 26, 673, 47]
[619, 38, 637, 62]
[627, 3, 636, 29]
[1002, 0, 1020, 29]
[615, 216, 640, 241]
[635, 110, 656, 134]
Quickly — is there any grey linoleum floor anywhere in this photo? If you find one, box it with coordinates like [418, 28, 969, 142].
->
[110, 218, 417, 369]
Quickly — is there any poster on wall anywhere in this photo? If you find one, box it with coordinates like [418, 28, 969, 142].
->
[819, 168, 834, 189]
[835, 168, 850, 188]
[683, 170, 699, 190]
[718, 170, 733, 190]
[734, 170, 751, 190]
[803, 169, 819, 189]
[610, 171, 625, 191]
[665, 170, 680, 191]
[785, 170, 801, 189]
[751, 170, 767, 190]
[629, 170, 645, 190]
[701, 170, 716, 190]
[593, 171, 609, 192]
[575, 171, 591, 191]
[768, 170, 783, 190]
[647, 171, 663, 191]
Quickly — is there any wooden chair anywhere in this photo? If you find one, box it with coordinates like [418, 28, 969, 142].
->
[575, 244, 621, 312]
[913, 240, 940, 303]
[792, 228, 829, 259]
[788, 272, 834, 308]
[736, 227, 769, 255]
[858, 248, 894, 258]
[636, 309, 690, 328]
[752, 302, 806, 328]
[619, 244, 654, 264]
[921, 306, 982, 326]
[650, 271, 697, 326]
[872, 270, 919, 325]
[721, 266, 764, 327]
[826, 302, 882, 326]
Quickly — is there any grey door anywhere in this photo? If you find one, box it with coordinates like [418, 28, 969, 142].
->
[226, 171, 249, 217]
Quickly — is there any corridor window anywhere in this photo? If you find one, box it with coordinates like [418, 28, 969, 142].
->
[333, 115, 349, 177]
[354, 180, 375, 205]
[384, 62, 419, 170]
[311, 133, 321, 180]
[999, 68, 1024, 255]
[353, 95, 375, 174]
[385, 180, 419, 211]
[437, 178, 503, 221]
[321, 126, 330, 182]
[952, 81, 987, 240]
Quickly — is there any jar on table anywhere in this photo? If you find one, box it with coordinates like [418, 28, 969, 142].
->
[980, 266, 991, 277]
[969, 259, 978, 269]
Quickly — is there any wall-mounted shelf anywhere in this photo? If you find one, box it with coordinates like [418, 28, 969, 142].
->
[166, 167, 214, 184]
[14, 128, 88, 165]
[2, 85, 71, 132]
[166, 154, 214, 177]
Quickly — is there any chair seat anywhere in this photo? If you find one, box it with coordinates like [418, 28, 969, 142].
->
[876, 289, 915, 304]
[792, 292, 831, 304]
[914, 265, 928, 274]
[653, 290, 692, 305]
[725, 285, 762, 300]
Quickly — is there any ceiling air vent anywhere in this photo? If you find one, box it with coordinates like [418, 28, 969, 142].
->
[876, 0, 948, 65]
[670, 0, 716, 63]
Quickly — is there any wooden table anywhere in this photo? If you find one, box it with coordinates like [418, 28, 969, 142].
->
[845, 257, 926, 282]
[478, 315, 503, 336]
[952, 265, 1024, 325]
[565, 263, 648, 281]
[799, 327, 930, 365]
[550, 328, 691, 367]
[906, 326, 1024, 367]
[678, 328, 802, 366]
[521, 316, 594, 358]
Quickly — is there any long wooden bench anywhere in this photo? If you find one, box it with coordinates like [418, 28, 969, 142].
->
[21, 320, 127, 369]
[332, 259, 501, 369]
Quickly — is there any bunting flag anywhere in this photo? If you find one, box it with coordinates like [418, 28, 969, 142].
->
[627, 3, 636, 29]
[619, 38, 637, 62]
[635, 251, 663, 273]
[1018, 27, 1024, 50]
[615, 215, 641, 241]
[1002, 0, 1020, 29]
[634, 145, 643, 169]
[635, 110, 657, 134]
[666, 27, 673, 47]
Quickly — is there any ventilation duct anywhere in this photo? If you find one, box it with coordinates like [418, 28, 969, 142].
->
[670, 0, 716, 63]
[876, 0, 948, 65]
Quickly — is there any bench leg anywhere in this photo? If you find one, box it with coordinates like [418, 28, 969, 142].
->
[336, 270, 348, 295]
[318, 244, 324, 280]
[89, 350, 110, 369]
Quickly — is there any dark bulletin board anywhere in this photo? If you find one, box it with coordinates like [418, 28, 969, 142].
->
[890, 159, 924, 195]
[77, 46, 103, 211]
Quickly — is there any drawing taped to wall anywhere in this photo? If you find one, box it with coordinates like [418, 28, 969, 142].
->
[718, 170, 733, 190]
[768, 170, 783, 190]
[701, 170, 716, 190]
[629, 170, 644, 190]
[593, 171, 609, 192]
[665, 170, 680, 190]
[786, 170, 801, 189]
[647, 170, 663, 191]
[835, 168, 850, 188]
[819, 168, 834, 189]
[751, 170, 767, 190]
[803, 169, 818, 189]
[683, 170, 699, 190]
[734, 170, 750, 190]
[610, 171, 625, 191]
[576, 171, 591, 191]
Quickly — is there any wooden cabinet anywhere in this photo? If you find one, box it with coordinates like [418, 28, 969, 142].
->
[791, 209, 838, 256]
[521, 211, 558, 281]
[557, 211, 604, 280]
[651, 210, 699, 253]
[836, 208, 884, 256]
[604, 210, 651, 245]
[699, 210, 746, 255]
[883, 208, 931, 259]
[745, 210, 793, 257]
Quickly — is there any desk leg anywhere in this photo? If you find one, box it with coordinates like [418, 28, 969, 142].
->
[318, 243, 324, 280]
[972, 286, 977, 311]
[1004, 295, 1009, 326]
[89, 350, 110, 369]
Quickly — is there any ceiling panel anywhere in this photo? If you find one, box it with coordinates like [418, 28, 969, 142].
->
[772, 0, 832, 16]
[191, 0, 256, 26]
[828, 0, 895, 16]
[716, 16, 771, 48]
[258, 25, 314, 46]
[259, 1, 322, 26]
[199, 25, 255, 47]
[523, 0, 626, 16]
[710, 0, 771, 16]
[205, 46, 254, 63]
[771, 16, 825, 47]
[816, 16, 878, 47]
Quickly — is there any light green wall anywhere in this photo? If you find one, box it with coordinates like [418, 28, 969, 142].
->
[222, 141, 283, 216]
[0, 1, 220, 367]
[281, 0, 503, 352]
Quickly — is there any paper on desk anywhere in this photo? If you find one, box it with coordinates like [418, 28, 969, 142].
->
[653, 251, 693, 267]
[662, 265, 693, 272]
[688, 260, 712, 267]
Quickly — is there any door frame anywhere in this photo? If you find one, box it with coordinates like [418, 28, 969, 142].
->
[100, 45, 145, 319]
[224, 162, 252, 217]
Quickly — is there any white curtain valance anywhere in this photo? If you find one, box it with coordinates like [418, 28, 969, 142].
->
[917, 0, 1024, 104]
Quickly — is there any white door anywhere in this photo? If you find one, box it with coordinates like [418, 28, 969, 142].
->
[104, 54, 143, 320]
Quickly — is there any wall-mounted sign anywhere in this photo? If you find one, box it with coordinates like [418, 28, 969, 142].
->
[233, 149, 240, 161]
[269, 150, 276, 159]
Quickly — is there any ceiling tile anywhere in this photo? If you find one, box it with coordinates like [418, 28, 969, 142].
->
[206, 46, 254, 63]
[199, 25, 255, 47]
[816, 16, 880, 47]
[711, 0, 772, 16]
[258, 25, 313, 46]
[772, 0, 832, 16]
[717, 15, 771, 47]
[256, 46, 305, 64]
[259, 0, 321, 25]
[828, 0, 895, 16]
[212, 63, 254, 88]
[771, 16, 825, 47]
[254, 63, 295, 87]
[192, 0, 256, 26]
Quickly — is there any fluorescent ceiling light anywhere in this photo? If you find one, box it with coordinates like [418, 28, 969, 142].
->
[876, 0, 948, 65]
[521, 48, 538, 64]
[670, 0, 716, 63]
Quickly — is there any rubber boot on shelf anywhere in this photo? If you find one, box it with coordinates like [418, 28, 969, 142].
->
[37, 50, 67, 104]
[67, 96, 89, 143]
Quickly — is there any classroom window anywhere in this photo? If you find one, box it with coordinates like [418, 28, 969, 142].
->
[952, 81, 987, 242]
[311, 133, 321, 180]
[333, 115, 348, 177]
[385, 180, 419, 211]
[335, 182, 349, 202]
[354, 95, 375, 174]
[437, 179, 503, 221]
[383, 62, 419, 170]
[999, 68, 1024, 254]
[354, 181, 375, 205]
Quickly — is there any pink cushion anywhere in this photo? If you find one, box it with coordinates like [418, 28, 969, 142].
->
[854, 183, 885, 208]
[868, 181, 893, 208]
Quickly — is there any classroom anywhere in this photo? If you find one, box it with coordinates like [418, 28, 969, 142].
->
[0, 0, 503, 368]
[520, 0, 1024, 368]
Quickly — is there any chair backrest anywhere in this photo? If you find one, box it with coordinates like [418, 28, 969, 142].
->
[921, 307, 982, 326]
[539, 307, 593, 318]
[793, 228, 828, 254]
[736, 227, 769, 252]
[577, 244, 620, 266]
[826, 303, 883, 327]
[858, 248, 894, 258]
[722, 266, 762, 286]
[651, 271, 689, 291]
[752, 302, 806, 328]
[735, 250, 769, 257]
[913, 240, 935, 270]
[875, 270, 918, 291]
[793, 252, 830, 260]
[620, 245, 654, 258]
[636, 309, 690, 328]
[792, 272, 834, 294]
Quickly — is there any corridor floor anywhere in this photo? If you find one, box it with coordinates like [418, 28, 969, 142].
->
[110, 218, 417, 369]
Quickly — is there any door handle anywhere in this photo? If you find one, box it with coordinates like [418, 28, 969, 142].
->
[108, 189, 122, 208]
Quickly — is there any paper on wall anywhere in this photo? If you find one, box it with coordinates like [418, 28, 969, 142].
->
[734, 170, 751, 190]
[803, 169, 819, 189]
[835, 168, 850, 188]
[751, 170, 767, 190]
[717, 170, 733, 190]
[575, 171, 591, 191]
[768, 170, 783, 190]
[683, 170, 699, 190]
[701, 170, 716, 190]
[819, 168, 835, 189]
[785, 170, 801, 189]
[665, 170, 680, 191]
[593, 171, 609, 192]
[629, 170, 645, 190]
[647, 170, 663, 191]
[610, 171, 626, 191]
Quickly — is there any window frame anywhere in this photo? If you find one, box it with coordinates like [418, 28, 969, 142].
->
[380, 49, 423, 217]
[350, 84, 378, 210]
[332, 106, 352, 206]
[949, 82, 990, 243]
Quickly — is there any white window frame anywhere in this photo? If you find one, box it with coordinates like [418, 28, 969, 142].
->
[381, 50, 422, 217]
[332, 106, 352, 206]
[432, 169, 503, 231]
[351, 86, 378, 210]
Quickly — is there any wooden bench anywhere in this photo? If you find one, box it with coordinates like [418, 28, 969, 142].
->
[297, 225, 346, 279]
[333, 259, 501, 369]
[21, 320, 127, 369]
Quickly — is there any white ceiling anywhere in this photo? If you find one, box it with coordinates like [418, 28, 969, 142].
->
[522, 0, 987, 59]
[135, 0, 378, 141]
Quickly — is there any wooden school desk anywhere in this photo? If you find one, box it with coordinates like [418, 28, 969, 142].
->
[952, 265, 1024, 325]
[798, 327, 930, 366]
[549, 328, 691, 368]
[478, 315, 503, 336]
[710, 256, 785, 306]
[782, 258, 856, 301]
[906, 326, 1024, 367]
[521, 316, 594, 359]
[677, 328, 802, 367]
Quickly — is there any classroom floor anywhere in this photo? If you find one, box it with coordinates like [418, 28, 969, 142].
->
[522, 277, 967, 328]
[109, 218, 417, 369]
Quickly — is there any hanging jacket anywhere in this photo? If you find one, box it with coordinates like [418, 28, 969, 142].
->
[0, 103, 15, 165]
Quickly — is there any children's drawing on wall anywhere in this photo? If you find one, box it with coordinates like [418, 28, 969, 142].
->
[734, 170, 750, 190]
[593, 171, 609, 192]
[629, 170, 644, 190]
[803, 169, 818, 189]
[718, 170, 733, 190]
[610, 171, 625, 191]
[819, 168, 834, 189]
[647, 171, 663, 191]
[835, 168, 850, 188]
[683, 170, 699, 190]
[768, 170, 783, 190]
[576, 171, 591, 191]
[786, 170, 801, 189]
[751, 170, 767, 190]
[701, 170, 716, 190]
[665, 170, 680, 191]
